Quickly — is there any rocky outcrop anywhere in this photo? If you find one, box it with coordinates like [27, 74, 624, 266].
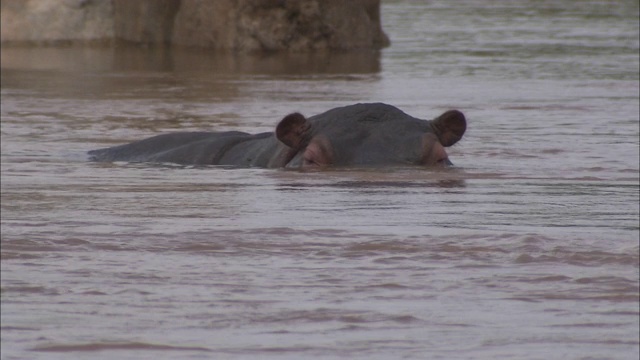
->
[1, 0, 114, 44]
[1, 0, 389, 51]
[170, 0, 390, 51]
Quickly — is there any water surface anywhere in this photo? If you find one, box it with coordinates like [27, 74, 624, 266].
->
[1, 1, 639, 359]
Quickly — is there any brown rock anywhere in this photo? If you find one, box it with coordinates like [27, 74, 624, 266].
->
[1, 0, 389, 51]
[172, 0, 389, 51]
[1, 0, 114, 45]
[113, 0, 180, 45]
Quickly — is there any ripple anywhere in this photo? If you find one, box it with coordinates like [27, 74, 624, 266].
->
[32, 342, 211, 352]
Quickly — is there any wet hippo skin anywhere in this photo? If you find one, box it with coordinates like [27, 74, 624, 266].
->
[88, 103, 466, 168]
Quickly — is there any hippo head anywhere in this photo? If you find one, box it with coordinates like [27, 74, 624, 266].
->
[275, 103, 466, 168]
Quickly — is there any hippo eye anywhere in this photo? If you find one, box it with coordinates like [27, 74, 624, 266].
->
[421, 134, 449, 166]
[303, 155, 319, 167]
[436, 157, 449, 166]
[301, 139, 332, 167]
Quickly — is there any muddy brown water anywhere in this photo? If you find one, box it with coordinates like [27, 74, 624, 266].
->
[1, 1, 639, 359]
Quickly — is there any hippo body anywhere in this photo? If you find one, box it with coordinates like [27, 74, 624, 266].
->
[88, 103, 466, 168]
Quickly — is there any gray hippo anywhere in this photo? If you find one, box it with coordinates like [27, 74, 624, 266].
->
[88, 103, 466, 168]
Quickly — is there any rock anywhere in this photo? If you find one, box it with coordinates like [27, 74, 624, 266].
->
[171, 0, 390, 51]
[1, 0, 114, 45]
[1, 0, 389, 51]
[112, 0, 180, 45]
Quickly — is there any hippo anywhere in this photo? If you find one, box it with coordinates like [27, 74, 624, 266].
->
[88, 103, 466, 168]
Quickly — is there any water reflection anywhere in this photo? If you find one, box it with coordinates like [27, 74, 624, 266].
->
[1, 45, 382, 107]
[1, 45, 382, 75]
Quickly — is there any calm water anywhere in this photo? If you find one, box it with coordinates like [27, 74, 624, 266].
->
[1, 1, 639, 359]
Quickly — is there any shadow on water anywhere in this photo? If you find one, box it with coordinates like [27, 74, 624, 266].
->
[266, 166, 469, 191]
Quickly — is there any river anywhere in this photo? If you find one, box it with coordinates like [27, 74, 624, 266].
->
[1, 1, 639, 359]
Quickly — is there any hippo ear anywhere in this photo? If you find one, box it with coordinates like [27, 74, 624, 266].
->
[276, 113, 312, 149]
[431, 110, 466, 147]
